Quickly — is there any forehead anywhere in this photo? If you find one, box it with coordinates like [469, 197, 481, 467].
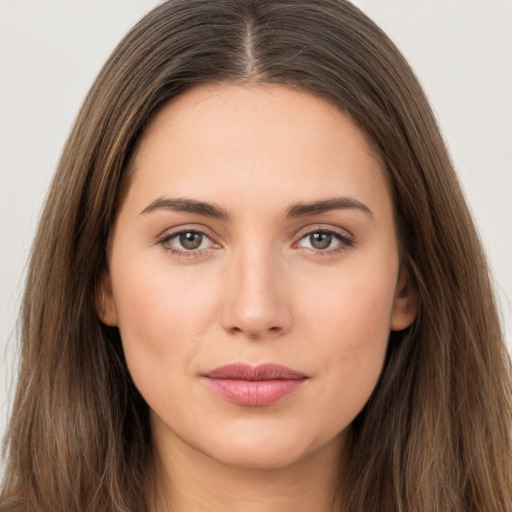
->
[136, 83, 381, 163]
[125, 84, 391, 218]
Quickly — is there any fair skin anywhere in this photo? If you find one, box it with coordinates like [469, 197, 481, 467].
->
[100, 84, 417, 511]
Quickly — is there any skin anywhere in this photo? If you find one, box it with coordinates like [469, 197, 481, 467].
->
[100, 84, 417, 511]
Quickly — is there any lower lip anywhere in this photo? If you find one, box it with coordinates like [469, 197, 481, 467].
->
[204, 378, 306, 407]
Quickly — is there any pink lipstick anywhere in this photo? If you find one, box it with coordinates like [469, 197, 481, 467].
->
[202, 363, 308, 407]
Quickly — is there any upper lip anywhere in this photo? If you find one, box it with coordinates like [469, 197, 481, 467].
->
[203, 363, 308, 381]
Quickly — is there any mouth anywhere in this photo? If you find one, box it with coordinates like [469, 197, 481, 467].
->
[202, 363, 309, 407]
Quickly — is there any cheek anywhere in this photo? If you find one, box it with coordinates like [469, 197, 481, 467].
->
[301, 258, 397, 342]
[110, 255, 220, 377]
[299, 262, 397, 419]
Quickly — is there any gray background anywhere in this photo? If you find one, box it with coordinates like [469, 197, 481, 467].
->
[1, 0, 511, 457]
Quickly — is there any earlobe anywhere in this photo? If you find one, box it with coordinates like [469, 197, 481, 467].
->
[96, 272, 119, 326]
[390, 264, 418, 331]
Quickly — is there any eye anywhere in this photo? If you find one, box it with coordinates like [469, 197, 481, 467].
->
[160, 229, 217, 254]
[305, 232, 335, 250]
[177, 231, 205, 250]
[296, 229, 353, 253]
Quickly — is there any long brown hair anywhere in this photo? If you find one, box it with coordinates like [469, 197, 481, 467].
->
[2, 1, 511, 510]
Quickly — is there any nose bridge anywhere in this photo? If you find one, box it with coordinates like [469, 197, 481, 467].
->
[221, 241, 291, 338]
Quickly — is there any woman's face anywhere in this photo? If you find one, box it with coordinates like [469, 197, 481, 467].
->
[101, 84, 416, 470]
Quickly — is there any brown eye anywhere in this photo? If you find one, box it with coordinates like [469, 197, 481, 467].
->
[309, 232, 332, 250]
[179, 231, 203, 250]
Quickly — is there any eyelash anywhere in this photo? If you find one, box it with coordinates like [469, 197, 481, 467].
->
[295, 227, 354, 256]
[158, 228, 218, 258]
[157, 226, 354, 257]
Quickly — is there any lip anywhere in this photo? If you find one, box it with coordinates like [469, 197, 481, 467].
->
[202, 363, 308, 407]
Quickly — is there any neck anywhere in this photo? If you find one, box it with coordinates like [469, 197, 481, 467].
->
[150, 427, 344, 512]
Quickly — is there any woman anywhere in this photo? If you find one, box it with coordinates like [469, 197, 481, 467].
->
[1, 1, 511, 511]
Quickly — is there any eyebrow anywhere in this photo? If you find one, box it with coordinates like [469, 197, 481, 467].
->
[140, 197, 230, 220]
[140, 196, 373, 220]
[286, 197, 373, 218]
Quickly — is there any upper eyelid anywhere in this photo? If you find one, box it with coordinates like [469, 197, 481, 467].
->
[157, 224, 217, 242]
[294, 224, 354, 240]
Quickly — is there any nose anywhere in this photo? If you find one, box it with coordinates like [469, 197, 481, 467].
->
[220, 247, 292, 340]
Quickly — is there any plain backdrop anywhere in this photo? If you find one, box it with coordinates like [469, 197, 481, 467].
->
[1, 0, 511, 453]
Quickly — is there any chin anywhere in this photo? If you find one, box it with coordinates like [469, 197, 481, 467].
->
[198, 426, 342, 471]
[207, 443, 309, 470]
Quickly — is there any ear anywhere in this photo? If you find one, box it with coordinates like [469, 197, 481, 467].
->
[390, 264, 418, 331]
[96, 272, 119, 326]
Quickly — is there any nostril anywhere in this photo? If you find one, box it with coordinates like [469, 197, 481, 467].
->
[228, 324, 282, 338]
